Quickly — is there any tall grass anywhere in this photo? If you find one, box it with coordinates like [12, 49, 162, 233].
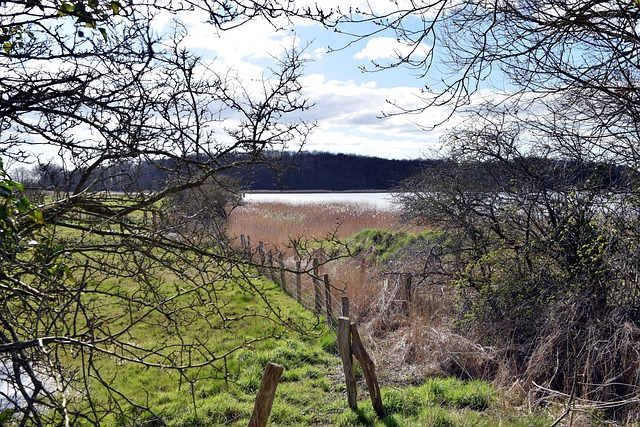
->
[227, 200, 502, 386]
[228, 201, 399, 252]
[228, 201, 409, 321]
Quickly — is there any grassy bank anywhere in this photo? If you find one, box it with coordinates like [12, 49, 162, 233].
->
[82, 270, 557, 427]
[70, 271, 343, 427]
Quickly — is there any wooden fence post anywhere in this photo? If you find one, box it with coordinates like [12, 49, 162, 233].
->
[323, 274, 333, 326]
[313, 258, 322, 313]
[278, 254, 286, 291]
[258, 241, 265, 265]
[248, 362, 284, 427]
[246, 235, 252, 260]
[268, 251, 274, 281]
[342, 296, 350, 318]
[404, 273, 412, 304]
[351, 323, 385, 418]
[240, 234, 246, 252]
[338, 317, 357, 410]
[295, 259, 302, 304]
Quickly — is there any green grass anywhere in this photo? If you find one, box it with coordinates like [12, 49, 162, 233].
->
[347, 228, 442, 264]
[333, 377, 555, 427]
[67, 259, 557, 426]
[76, 272, 342, 427]
[58, 261, 559, 427]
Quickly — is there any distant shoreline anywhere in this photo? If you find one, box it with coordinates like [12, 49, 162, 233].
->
[242, 191, 398, 210]
[244, 189, 396, 194]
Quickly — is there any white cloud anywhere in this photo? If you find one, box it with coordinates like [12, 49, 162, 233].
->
[354, 37, 430, 61]
[311, 47, 326, 60]
[145, 7, 451, 159]
[181, 20, 297, 61]
[296, 73, 447, 158]
[304, 128, 436, 159]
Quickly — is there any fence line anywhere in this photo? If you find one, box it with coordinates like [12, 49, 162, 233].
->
[239, 234, 387, 420]
[239, 234, 348, 331]
[238, 235, 422, 330]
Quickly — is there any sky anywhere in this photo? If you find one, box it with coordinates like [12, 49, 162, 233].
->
[156, 3, 457, 160]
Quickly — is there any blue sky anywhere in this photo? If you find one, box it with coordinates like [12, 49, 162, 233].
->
[155, 3, 460, 160]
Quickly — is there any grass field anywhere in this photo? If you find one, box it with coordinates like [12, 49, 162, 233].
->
[68, 269, 344, 427]
[71, 251, 557, 427]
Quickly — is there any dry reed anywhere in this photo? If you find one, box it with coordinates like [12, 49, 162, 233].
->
[228, 201, 399, 252]
[227, 199, 400, 321]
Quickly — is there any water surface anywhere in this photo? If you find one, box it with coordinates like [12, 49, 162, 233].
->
[243, 192, 398, 210]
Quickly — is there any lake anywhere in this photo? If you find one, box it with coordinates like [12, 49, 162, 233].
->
[243, 192, 399, 210]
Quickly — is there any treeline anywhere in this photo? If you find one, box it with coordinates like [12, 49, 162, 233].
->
[16, 151, 632, 193]
[242, 152, 433, 191]
[17, 152, 434, 192]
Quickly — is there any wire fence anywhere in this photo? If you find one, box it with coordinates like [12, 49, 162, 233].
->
[239, 235, 348, 332]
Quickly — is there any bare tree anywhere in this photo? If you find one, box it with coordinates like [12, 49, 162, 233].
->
[395, 114, 640, 417]
[335, 0, 640, 140]
[0, 1, 332, 425]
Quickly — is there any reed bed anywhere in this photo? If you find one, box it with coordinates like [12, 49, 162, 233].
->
[228, 201, 399, 251]
[227, 199, 403, 323]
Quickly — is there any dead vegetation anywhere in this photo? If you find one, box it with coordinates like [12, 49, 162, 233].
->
[227, 201, 398, 251]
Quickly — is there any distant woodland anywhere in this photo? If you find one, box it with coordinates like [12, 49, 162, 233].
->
[20, 151, 435, 192]
[241, 152, 433, 191]
[19, 150, 633, 194]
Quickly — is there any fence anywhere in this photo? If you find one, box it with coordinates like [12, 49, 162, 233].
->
[238, 234, 387, 424]
[239, 235, 347, 332]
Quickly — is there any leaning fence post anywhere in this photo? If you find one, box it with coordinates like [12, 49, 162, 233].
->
[338, 317, 357, 410]
[323, 274, 333, 326]
[295, 259, 302, 303]
[247, 362, 284, 427]
[351, 323, 385, 418]
[313, 258, 322, 313]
